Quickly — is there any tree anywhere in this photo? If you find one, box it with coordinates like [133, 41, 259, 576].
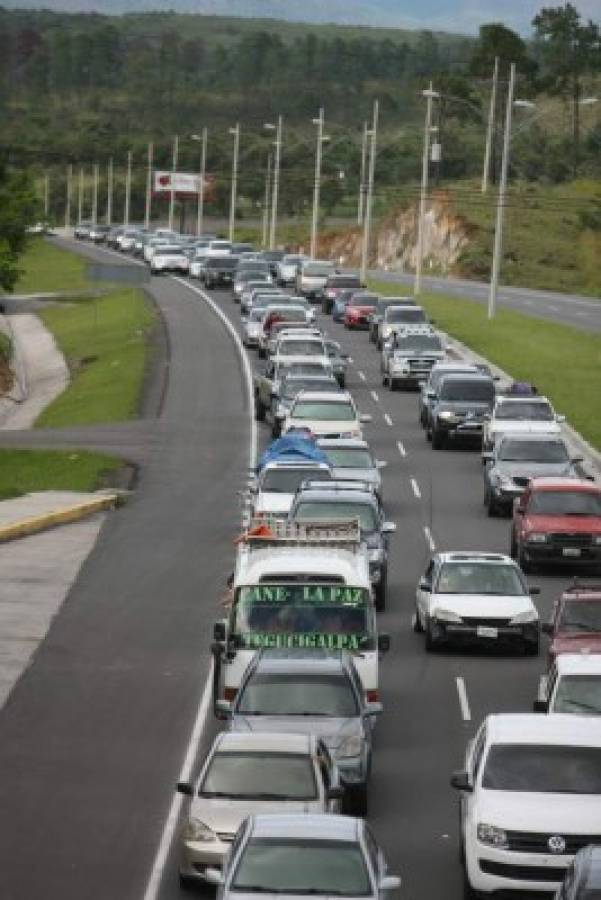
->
[533, 3, 601, 174]
[0, 164, 39, 292]
[469, 22, 536, 83]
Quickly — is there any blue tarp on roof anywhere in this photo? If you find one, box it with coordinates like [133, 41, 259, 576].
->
[256, 433, 330, 472]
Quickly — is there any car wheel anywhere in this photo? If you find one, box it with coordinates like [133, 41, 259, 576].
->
[255, 396, 266, 422]
[345, 783, 368, 817]
[389, 379, 397, 392]
[486, 492, 498, 517]
[518, 545, 532, 574]
[524, 637, 540, 656]
[272, 419, 282, 438]
[257, 347, 266, 359]
[374, 579, 386, 612]
[425, 618, 438, 652]
[412, 607, 423, 633]
[337, 375, 346, 389]
[431, 427, 444, 450]
[179, 873, 196, 892]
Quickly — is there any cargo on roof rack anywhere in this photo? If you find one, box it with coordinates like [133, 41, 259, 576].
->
[237, 517, 361, 547]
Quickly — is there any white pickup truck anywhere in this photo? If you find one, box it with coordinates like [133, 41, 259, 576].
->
[212, 520, 390, 709]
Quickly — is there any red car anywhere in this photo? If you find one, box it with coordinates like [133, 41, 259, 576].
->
[343, 292, 379, 330]
[511, 476, 601, 573]
[543, 582, 601, 663]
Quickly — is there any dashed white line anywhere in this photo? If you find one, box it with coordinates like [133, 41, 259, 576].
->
[370, 390, 379, 403]
[549, 305, 559, 313]
[358, 371, 366, 381]
[456, 677, 471, 722]
[397, 440, 406, 457]
[383, 413, 393, 427]
[423, 525, 436, 551]
[410, 477, 421, 499]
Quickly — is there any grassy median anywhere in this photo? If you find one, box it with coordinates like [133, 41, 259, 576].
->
[0, 449, 121, 500]
[12, 237, 90, 294]
[371, 280, 601, 452]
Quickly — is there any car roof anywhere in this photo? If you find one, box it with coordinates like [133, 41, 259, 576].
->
[486, 713, 601, 746]
[495, 394, 550, 404]
[498, 433, 566, 444]
[262, 460, 331, 471]
[215, 731, 313, 754]
[292, 391, 352, 403]
[250, 813, 359, 841]
[561, 583, 601, 602]
[295, 485, 377, 504]
[529, 477, 600, 492]
[554, 653, 601, 675]
[440, 372, 494, 383]
[437, 551, 514, 565]
[317, 438, 370, 450]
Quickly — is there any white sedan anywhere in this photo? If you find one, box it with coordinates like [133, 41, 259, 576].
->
[150, 244, 189, 274]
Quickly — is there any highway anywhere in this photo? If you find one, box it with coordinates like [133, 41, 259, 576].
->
[0, 239, 577, 900]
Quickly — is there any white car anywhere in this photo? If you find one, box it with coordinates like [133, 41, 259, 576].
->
[283, 391, 371, 440]
[250, 460, 333, 520]
[177, 732, 343, 886]
[451, 713, 601, 896]
[207, 239, 232, 256]
[535, 653, 601, 715]
[414, 551, 540, 653]
[276, 254, 307, 285]
[150, 244, 189, 274]
[483, 395, 565, 450]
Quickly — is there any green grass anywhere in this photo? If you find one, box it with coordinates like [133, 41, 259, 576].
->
[0, 449, 121, 500]
[12, 238, 90, 294]
[36, 288, 154, 427]
[371, 280, 601, 452]
[0, 332, 10, 361]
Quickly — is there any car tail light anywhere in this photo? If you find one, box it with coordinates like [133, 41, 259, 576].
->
[366, 689, 379, 703]
[224, 687, 238, 701]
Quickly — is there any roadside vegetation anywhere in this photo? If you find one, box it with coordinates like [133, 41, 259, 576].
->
[372, 280, 601, 452]
[13, 237, 90, 294]
[0, 449, 121, 500]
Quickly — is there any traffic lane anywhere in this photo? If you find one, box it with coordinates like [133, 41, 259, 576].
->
[370, 270, 601, 333]
[0, 267, 249, 900]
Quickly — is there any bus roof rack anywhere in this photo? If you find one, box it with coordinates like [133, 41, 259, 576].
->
[236, 518, 361, 548]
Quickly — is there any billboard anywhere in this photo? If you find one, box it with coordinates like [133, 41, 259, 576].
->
[153, 171, 215, 198]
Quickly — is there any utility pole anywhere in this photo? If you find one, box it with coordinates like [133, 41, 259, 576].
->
[43, 173, 50, 221]
[77, 166, 84, 225]
[196, 127, 207, 237]
[357, 121, 368, 225]
[92, 163, 99, 224]
[145, 141, 153, 230]
[124, 150, 132, 227]
[106, 157, 113, 226]
[228, 123, 240, 242]
[310, 107, 325, 259]
[482, 57, 499, 194]
[488, 62, 516, 320]
[414, 82, 438, 297]
[65, 164, 72, 230]
[262, 151, 272, 249]
[360, 99, 378, 284]
[168, 134, 178, 232]
[268, 115, 282, 250]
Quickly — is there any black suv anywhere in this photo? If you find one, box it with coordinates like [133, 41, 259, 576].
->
[428, 372, 496, 449]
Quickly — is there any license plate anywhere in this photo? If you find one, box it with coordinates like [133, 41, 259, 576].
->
[477, 626, 498, 639]
[562, 547, 581, 557]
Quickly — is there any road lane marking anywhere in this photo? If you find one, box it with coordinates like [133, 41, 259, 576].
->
[410, 477, 421, 499]
[383, 413, 393, 427]
[456, 677, 471, 721]
[370, 390, 379, 403]
[549, 305, 559, 312]
[358, 371, 366, 381]
[423, 525, 436, 551]
[397, 440, 406, 457]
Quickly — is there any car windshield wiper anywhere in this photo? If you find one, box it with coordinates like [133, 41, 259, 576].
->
[243, 792, 305, 800]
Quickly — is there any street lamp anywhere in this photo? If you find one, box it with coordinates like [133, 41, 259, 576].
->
[229, 123, 240, 242]
[168, 135, 179, 232]
[123, 150, 133, 228]
[310, 108, 329, 259]
[360, 99, 379, 284]
[191, 129, 208, 237]
[358, 121, 368, 225]
[144, 142, 153, 230]
[414, 83, 439, 297]
[264, 117, 282, 249]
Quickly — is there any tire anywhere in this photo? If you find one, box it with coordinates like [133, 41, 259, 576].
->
[518, 545, 532, 574]
[486, 492, 498, 517]
[510, 534, 518, 559]
[271, 419, 282, 438]
[337, 375, 346, 389]
[524, 637, 540, 656]
[413, 607, 423, 633]
[432, 427, 444, 450]
[425, 618, 438, 652]
[257, 346, 266, 359]
[255, 396, 266, 422]
[389, 379, 397, 392]
[345, 783, 368, 817]
[374, 577, 386, 612]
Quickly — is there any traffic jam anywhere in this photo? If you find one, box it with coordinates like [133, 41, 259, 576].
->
[76, 223, 601, 900]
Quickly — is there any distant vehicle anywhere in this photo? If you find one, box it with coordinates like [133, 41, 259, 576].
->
[260, 249, 286, 277]
[332, 288, 358, 323]
[428, 372, 496, 449]
[376, 303, 429, 348]
[324, 338, 350, 388]
[74, 221, 93, 239]
[534, 652, 601, 714]
[381, 328, 445, 390]
[283, 392, 371, 442]
[250, 460, 333, 519]
[150, 244, 189, 275]
[343, 292, 379, 330]
[511, 477, 601, 573]
[368, 296, 415, 344]
[414, 551, 540, 653]
[88, 224, 112, 243]
[321, 274, 364, 314]
[542, 582, 601, 663]
[271, 374, 341, 437]
[276, 254, 307, 286]
[207, 239, 233, 256]
[483, 395, 565, 451]
[419, 362, 480, 429]
[200, 255, 240, 289]
[317, 438, 386, 499]
[297, 260, 337, 300]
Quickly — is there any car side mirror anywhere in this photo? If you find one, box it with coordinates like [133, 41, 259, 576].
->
[533, 699, 548, 713]
[215, 699, 232, 720]
[529, 586, 541, 595]
[571, 456, 583, 464]
[514, 499, 525, 515]
[176, 781, 194, 796]
[556, 414, 566, 423]
[379, 876, 401, 891]
[376, 460, 387, 469]
[542, 622, 553, 635]
[205, 868, 224, 886]
[359, 414, 372, 424]
[378, 633, 391, 653]
[364, 701, 383, 717]
[481, 452, 493, 462]
[450, 770, 473, 792]
[426, 389, 435, 398]
[213, 620, 227, 642]
[382, 521, 396, 534]
[326, 786, 345, 801]
[418, 578, 431, 592]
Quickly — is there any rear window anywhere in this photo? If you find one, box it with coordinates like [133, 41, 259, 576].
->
[328, 277, 361, 288]
[386, 307, 426, 323]
[348, 295, 378, 308]
[496, 401, 554, 421]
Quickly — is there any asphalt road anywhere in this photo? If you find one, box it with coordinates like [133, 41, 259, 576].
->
[0, 241, 579, 900]
[370, 268, 601, 333]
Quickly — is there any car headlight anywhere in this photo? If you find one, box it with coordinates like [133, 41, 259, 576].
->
[593, 535, 601, 546]
[336, 735, 363, 759]
[432, 608, 463, 623]
[183, 819, 217, 843]
[497, 474, 514, 489]
[510, 609, 539, 624]
[477, 823, 508, 849]
[527, 532, 548, 543]
[438, 410, 459, 421]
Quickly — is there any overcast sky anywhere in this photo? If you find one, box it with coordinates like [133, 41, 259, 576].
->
[395, 0, 600, 34]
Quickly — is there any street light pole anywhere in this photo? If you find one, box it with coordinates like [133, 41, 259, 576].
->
[145, 141, 153, 230]
[77, 166, 84, 225]
[228, 123, 240, 242]
[358, 121, 368, 225]
[268, 115, 283, 250]
[92, 163, 99, 224]
[360, 99, 379, 284]
[124, 150, 132, 228]
[193, 127, 207, 237]
[488, 62, 516, 320]
[310, 107, 325, 259]
[168, 134, 178, 232]
[262, 152, 272, 248]
[44, 173, 50, 221]
[482, 56, 499, 194]
[106, 157, 113, 226]
[65, 164, 72, 230]
[415, 82, 438, 297]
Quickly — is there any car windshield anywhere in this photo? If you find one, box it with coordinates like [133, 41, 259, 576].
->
[386, 308, 426, 323]
[482, 745, 601, 793]
[558, 600, 601, 633]
[158, 245, 182, 254]
[231, 839, 371, 895]
[496, 401, 554, 421]
[394, 336, 442, 352]
[208, 257, 238, 269]
[201, 752, 317, 800]
[237, 671, 358, 718]
[553, 676, 601, 715]
[440, 380, 494, 402]
[233, 584, 373, 652]
[293, 501, 377, 532]
[324, 449, 374, 469]
[292, 401, 354, 421]
[282, 380, 337, 400]
[283, 256, 303, 264]
[280, 341, 325, 356]
[435, 562, 525, 595]
[528, 491, 601, 516]
[348, 296, 378, 308]
[260, 469, 331, 493]
[498, 440, 569, 463]
[304, 264, 334, 277]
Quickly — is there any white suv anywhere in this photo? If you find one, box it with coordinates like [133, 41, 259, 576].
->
[483, 395, 565, 451]
[452, 713, 601, 895]
[535, 653, 601, 715]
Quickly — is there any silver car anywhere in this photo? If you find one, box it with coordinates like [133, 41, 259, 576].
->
[177, 732, 343, 886]
[205, 813, 401, 898]
[317, 438, 386, 499]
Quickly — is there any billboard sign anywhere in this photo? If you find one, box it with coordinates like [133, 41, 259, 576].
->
[154, 171, 214, 196]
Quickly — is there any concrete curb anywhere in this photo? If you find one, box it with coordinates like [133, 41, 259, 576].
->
[0, 491, 127, 544]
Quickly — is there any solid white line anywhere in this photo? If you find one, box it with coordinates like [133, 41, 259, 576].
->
[456, 676, 471, 722]
[141, 659, 214, 900]
[397, 440, 406, 457]
[370, 390, 379, 403]
[383, 413, 393, 427]
[358, 371, 366, 381]
[423, 525, 436, 551]
[410, 477, 421, 499]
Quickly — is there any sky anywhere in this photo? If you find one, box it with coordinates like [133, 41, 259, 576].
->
[391, 0, 600, 34]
